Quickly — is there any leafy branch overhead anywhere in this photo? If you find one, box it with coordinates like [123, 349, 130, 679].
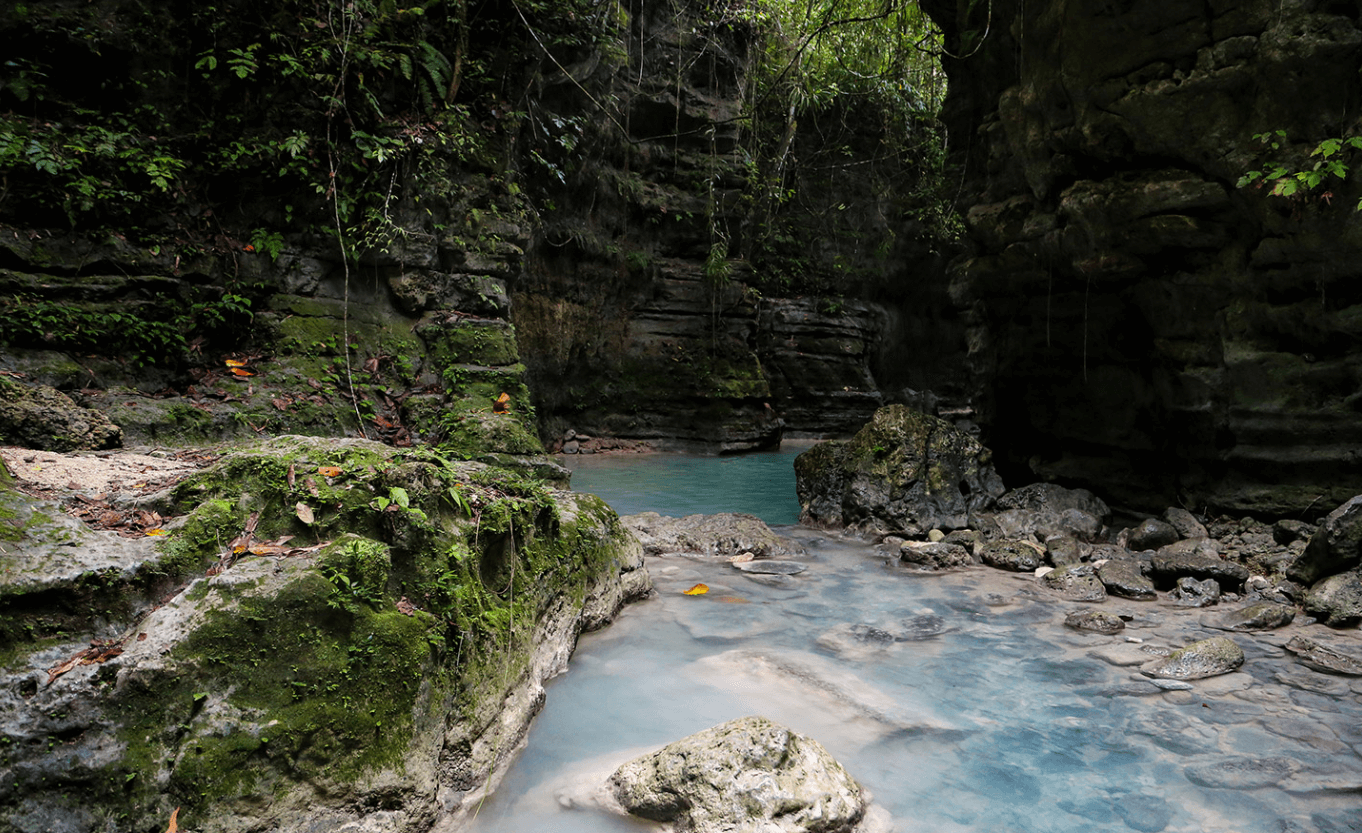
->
[0, 0, 487, 246]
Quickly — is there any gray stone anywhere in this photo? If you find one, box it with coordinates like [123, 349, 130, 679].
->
[1290, 495, 1362, 584]
[1040, 563, 1108, 602]
[898, 540, 972, 572]
[1163, 507, 1209, 540]
[733, 560, 807, 576]
[996, 482, 1110, 520]
[622, 512, 806, 559]
[1097, 557, 1158, 600]
[1129, 518, 1180, 551]
[1150, 679, 1193, 691]
[894, 614, 952, 641]
[1201, 601, 1296, 632]
[979, 540, 1047, 572]
[1273, 519, 1315, 546]
[1141, 636, 1245, 680]
[1045, 535, 1086, 567]
[1284, 636, 1362, 676]
[1170, 576, 1221, 608]
[1064, 610, 1125, 634]
[1303, 568, 1362, 627]
[608, 716, 866, 833]
[1150, 544, 1249, 589]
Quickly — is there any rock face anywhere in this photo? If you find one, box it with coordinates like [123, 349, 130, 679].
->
[924, 0, 1362, 513]
[795, 405, 1005, 534]
[608, 715, 866, 833]
[0, 379, 122, 451]
[0, 437, 651, 833]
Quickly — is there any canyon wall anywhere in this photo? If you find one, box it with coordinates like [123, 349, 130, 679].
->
[924, 0, 1362, 514]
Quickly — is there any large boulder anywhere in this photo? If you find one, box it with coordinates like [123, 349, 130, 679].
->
[794, 406, 1005, 535]
[0, 437, 651, 833]
[0, 379, 122, 451]
[1150, 543, 1249, 590]
[1289, 496, 1362, 585]
[621, 512, 806, 559]
[1302, 568, 1362, 627]
[608, 715, 868, 833]
[1097, 557, 1158, 600]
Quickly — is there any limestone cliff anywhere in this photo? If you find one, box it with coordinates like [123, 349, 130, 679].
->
[924, 0, 1362, 513]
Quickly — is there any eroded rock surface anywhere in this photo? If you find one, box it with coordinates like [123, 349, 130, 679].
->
[622, 511, 806, 559]
[608, 716, 867, 833]
[795, 405, 1005, 535]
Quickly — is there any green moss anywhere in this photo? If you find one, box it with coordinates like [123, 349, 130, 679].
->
[420, 319, 520, 367]
[114, 569, 440, 812]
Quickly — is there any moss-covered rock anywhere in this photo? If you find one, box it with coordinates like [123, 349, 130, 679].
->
[794, 405, 1006, 535]
[0, 436, 650, 833]
[0, 378, 122, 451]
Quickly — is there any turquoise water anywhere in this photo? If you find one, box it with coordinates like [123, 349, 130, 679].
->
[562, 443, 810, 524]
[461, 451, 1362, 833]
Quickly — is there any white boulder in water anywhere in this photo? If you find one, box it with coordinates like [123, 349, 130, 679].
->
[607, 715, 876, 833]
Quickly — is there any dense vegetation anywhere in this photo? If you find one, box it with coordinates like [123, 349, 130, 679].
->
[0, 0, 953, 362]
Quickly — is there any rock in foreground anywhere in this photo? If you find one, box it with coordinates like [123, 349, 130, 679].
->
[608, 716, 868, 833]
[622, 512, 806, 559]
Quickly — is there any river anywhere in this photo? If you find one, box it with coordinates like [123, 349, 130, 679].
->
[462, 447, 1362, 833]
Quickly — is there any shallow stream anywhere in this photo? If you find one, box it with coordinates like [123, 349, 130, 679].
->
[464, 449, 1362, 833]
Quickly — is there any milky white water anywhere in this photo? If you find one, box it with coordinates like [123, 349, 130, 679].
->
[462, 451, 1362, 833]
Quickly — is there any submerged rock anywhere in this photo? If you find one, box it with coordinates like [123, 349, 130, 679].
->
[1141, 636, 1245, 680]
[1284, 636, 1362, 676]
[1201, 601, 1296, 632]
[608, 716, 867, 833]
[733, 560, 807, 575]
[794, 405, 1005, 535]
[1184, 757, 1299, 789]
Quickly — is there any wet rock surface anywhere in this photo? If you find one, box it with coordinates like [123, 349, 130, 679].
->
[607, 716, 870, 833]
[621, 511, 806, 559]
[1141, 636, 1246, 680]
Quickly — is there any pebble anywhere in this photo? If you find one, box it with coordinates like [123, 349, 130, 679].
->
[1151, 679, 1193, 691]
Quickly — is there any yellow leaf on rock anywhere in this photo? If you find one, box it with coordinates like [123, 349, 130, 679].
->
[224, 359, 247, 367]
[145, 529, 168, 537]
[229, 367, 255, 377]
[166, 807, 179, 833]
[317, 466, 342, 477]
[683, 583, 709, 596]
